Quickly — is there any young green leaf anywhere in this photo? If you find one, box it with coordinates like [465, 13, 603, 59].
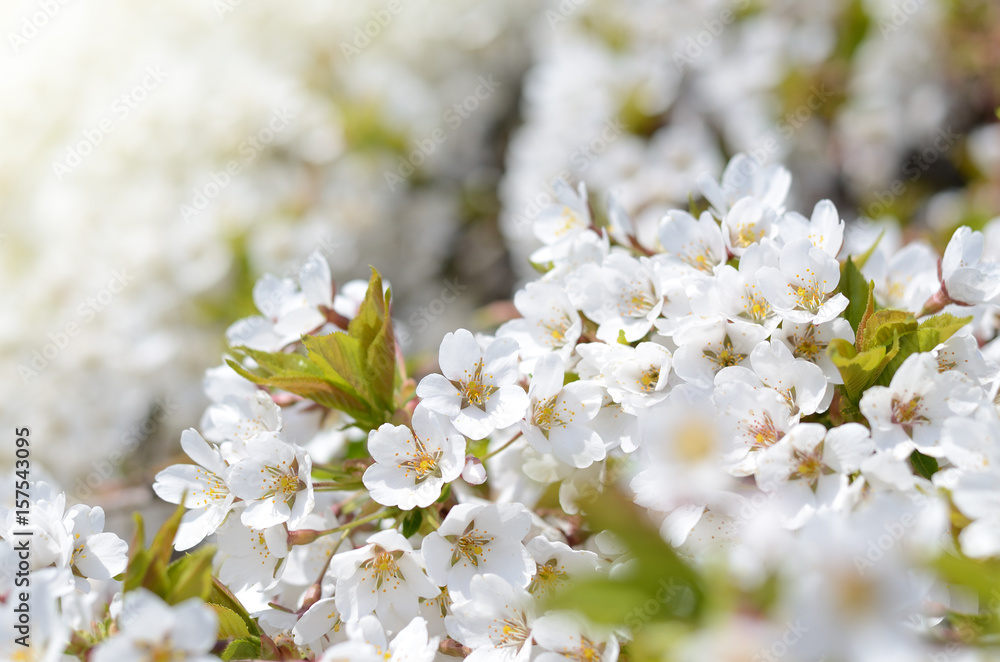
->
[209, 577, 260, 637]
[164, 545, 216, 604]
[212, 604, 253, 640]
[858, 309, 916, 352]
[909, 450, 939, 481]
[828, 338, 888, 400]
[221, 638, 261, 661]
[841, 257, 874, 335]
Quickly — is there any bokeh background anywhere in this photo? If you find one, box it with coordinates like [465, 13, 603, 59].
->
[2, 0, 998, 531]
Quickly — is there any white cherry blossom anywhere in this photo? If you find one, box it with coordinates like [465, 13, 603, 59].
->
[720, 196, 780, 257]
[758, 238, 849, 324]
[579, 253, 666, 343]
[92, 589, 218, 662]
[777, 199, 845, 256]
[319, 615, 439, 662]
[328, 529, 440, 633]
[416, 330, 529, 440]
[228, 434, 315, 529]
[152, 428, 235, 550]
[658, 209, 727, 274]
[497, 281, 583, 368]
[521, 353, 605, 468]
[445, 573, 537, 662]
[363, 404, 466, 510]
[859, 353, 983, 458]
[422, 503, 534, 599]
[941, 225, 1000, 305]
[226, 250, 335, 351]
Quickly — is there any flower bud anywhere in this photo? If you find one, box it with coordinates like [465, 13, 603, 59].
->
[462, 456, 486, 485]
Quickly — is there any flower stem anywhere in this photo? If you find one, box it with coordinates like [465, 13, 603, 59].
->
[317, 508, 397, 537]
[482, 431, 523, 461]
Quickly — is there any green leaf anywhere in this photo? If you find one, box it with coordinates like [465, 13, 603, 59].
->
[304, 268, 396, 409]
[149, 501, 185, 567]
[401, 509, 423, 538]
[909, 451, 939, 480]
[828, 338, 888, 400]
[935, 554, 1000, 604]
[212, 604, 252, 640]
[917, 313, 974, 351]
[124, 513, 151, 593]
[545, 577, 656, 624]
[208, 577, 260, 637]
[224, 352, 371, 417]
[225, 269, 399, 431]
[853, 228, 886, 270]
[550, 489, 703, 625]
[164, 545, 215, 604]
[221, 638, 260, 661]
[858, 309, 916, 352]
[841, 257, 873, 335]
[125, 502, 187, 597]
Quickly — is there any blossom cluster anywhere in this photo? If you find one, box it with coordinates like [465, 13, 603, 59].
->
[8, 152, 1000, 661]
[9, 0, 1000, 502]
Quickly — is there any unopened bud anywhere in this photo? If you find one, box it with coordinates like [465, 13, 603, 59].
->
[287, 529, 323, 546]
[462, 456, 486, 485]
[299, 582, 323, 613]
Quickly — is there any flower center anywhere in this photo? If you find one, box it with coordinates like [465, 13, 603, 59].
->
[682, 243, 714, 272]
[362, 549, 402, 588]
[557, 206, 584, 236]
[458, 361, 497, 408]
[704, 336, 744, 368]
[740, 284, 771, 323]
[574, 638, 605, 662]
[532, 396, 559, 430]
[791, 443, 830, 488]
[453, 528, 494, 567]
[540, 317, 570, 345]
[794, 284, 822, 312]
[891, 396, 925, 428]
[735, 224, 764, 247]
[136, 640, 185, 662]
[490, 613, 530, 647]
[745, 413, 781, 449]
[627, 292, 655, 316]
[399, 441, 442, 481]
[529, 561, 566, 595]
[638, 367, 660, 392]
[674, 420, 716, 462]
